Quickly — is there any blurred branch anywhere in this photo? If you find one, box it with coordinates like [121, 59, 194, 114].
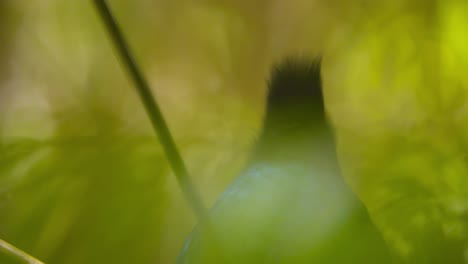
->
[92, 1, 231, 261]
[92, 0, 208, 225]
[0, 239, 44, 264]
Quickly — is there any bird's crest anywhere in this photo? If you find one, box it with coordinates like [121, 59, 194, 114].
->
[265, 56, 325, 122]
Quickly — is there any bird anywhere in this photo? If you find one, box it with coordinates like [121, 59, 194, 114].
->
[177, 56, 401, 264]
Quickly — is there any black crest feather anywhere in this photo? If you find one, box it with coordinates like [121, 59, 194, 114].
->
[265, 57, 324, 121]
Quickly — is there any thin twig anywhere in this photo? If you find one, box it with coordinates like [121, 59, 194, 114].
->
[0, 239, 44, 264]
[92, 0, 208, 224]
[88, 4, 234, 258]
[92, 2, 230, 261]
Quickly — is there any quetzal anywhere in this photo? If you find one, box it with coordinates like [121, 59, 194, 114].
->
[178, 57, 400, 263]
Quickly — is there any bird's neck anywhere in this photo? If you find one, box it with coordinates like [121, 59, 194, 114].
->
[251, 115, 336, 165]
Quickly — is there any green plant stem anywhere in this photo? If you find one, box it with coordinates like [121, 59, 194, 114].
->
[92, 0, 208, 223]
[90, 5, 237, 262]
[92, 2, 231, 261]
[0, 239, 44, 264]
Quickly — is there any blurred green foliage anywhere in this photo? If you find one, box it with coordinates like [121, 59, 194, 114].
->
[1, 0, 468, 263]
[323, 1, 468, 262]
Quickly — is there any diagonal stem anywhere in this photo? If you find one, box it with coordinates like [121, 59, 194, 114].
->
[0, 239, 44, 264]
[92, 2, 232, 261]
[92, 0, 209, 224]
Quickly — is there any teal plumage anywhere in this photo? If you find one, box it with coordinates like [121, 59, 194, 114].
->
[178, 57, 400, 263]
